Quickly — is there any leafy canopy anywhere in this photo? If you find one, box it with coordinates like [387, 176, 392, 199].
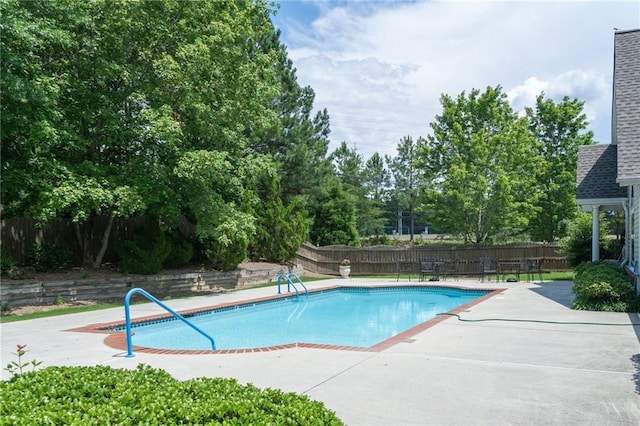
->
[418, 86, 538, 243]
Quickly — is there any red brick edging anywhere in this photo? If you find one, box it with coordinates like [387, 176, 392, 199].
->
[68, 285, 504, 355]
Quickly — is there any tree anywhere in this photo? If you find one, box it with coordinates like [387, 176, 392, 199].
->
[418, 86, 538, 243]
[1, 0, 280, 268]
[331, 143, 389, 240]
[308, 178, 359, 247]
[245, 158, 310, 263]
[361, 153, 391, 238]
[525, 94, 595, 242]
[386, 136, 423, 241]
[248, 28, 333, 203]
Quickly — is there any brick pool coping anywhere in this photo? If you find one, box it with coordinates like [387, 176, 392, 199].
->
[69, 284, 505, 355]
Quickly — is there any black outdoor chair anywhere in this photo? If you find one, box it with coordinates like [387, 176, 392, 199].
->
[396, 260, 415, 282]
[525, 258, 544, 283]
[440, 258, 459, 281]
[419, 259, 439, 281]
[479, 257, 498, 282]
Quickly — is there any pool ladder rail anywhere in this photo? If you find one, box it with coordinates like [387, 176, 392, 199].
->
[277, 273, 308, 300]
[123, 287, 216, 357]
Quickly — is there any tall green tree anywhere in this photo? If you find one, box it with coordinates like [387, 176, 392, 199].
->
[245, 157, 310, 263]
[362, 153, 391, 238]
[331, 142, 388, 239]
[386, 136, 423, 241]
[331, 142, 364, 193]
[308, 178, 359, 247]
[248, 28, 332, 203]
[1, 0, 279, 268]
[525, 94, 595, 242]
[418, 86, 538, 243]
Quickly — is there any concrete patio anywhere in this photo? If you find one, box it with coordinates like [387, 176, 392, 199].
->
[1, 278, 639, 425]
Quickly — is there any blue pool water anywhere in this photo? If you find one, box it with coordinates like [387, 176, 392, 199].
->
[122, 287, 489, 350]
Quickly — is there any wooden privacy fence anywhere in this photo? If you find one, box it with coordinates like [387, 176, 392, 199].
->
[294, 242, 569, 276]
[2, 217, 569, 275]
[1, 216, 149, 265]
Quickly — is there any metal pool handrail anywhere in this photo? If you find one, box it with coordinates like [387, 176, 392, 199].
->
[276, 273, 308, 299]
[123, 287, 216, 357]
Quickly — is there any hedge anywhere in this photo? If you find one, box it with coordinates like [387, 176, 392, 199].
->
[572, 261, 639, 312]
[0, 364, 344, 425]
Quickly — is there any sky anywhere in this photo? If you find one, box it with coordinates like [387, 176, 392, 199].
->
[271, 0, 640, 160]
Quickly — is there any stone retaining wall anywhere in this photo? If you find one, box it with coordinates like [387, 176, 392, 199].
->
[0, 263, 301, 308]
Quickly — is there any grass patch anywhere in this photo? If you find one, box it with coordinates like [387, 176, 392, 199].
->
[0, 303, 123, 323]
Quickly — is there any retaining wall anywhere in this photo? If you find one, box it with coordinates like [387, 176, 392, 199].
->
[0, 263, 300, 308]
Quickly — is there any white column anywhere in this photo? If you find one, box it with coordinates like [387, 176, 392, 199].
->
[592, 205, 600, 262]
[622, 201, 629, 266]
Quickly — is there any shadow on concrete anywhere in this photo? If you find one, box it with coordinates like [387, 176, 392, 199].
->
[528, 281, 575, 309]
[632, 353, 640, 395]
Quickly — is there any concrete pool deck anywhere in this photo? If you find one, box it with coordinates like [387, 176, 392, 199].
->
[1, 278, 639, 425]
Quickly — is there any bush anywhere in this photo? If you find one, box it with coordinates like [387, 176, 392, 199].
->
[163, 231, 194, 269]
[26, 243, 70, 272]
[203, 234, 248, 272]
[0, 254, 17, 276]
[360, 235, 392, 246]
[0, 365, 344, 425]
[116, 219, 171, 275]
[572, 261, 639, 312]
[562, 212, 612, 267]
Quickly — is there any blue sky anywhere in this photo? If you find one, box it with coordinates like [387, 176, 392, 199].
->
[271, 0, 640, 160]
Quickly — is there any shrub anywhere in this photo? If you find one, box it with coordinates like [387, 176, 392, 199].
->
[360, 235, 392, 246]
[561, 212, 612, 267]
[572, 261, 639, 312]
[163, 231, 194, 269]
[27, 243, 70, 272]
[0, 365, 345, 425]
[201, 213, 255, 271]
[203, 234, 248, 272]
[116, 219, 171, 275]
[0, 254, 17, 276]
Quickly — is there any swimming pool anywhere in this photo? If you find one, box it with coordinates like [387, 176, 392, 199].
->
[102, 286, 496, 353]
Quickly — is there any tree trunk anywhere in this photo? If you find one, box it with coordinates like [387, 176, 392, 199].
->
[75, 221, 93, 268]
[92, 212, 115, 268]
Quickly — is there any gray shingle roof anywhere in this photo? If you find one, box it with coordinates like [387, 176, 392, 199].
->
[614, 29, 640, 183]
[576, 144, 626, 200]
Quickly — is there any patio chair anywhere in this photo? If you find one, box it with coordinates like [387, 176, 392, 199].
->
[419, 259, 439, 281]
[479, 257, 498, 282]
[525, 258, 544, 282]
[440, 258, 459, 281]
[396, 260, 415, 282]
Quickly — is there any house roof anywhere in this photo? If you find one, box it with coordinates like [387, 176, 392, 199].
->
[614, 29, 640, 184]
[576, 144, 626, 200]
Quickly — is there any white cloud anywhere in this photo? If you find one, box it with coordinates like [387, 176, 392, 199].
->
[507, 70, 611, 134]
[276, 0, 640, 158]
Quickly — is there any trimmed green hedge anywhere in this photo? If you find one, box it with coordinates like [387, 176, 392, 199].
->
[572, 261, 639, 312]
[0, 364, 344, 425]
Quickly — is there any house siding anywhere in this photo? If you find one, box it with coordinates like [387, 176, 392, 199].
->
[631, 185, 639, 274]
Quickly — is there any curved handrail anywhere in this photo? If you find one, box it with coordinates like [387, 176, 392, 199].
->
[276, 273, 308, 299]
[124, 287, 215, 357]
[277, 273, 299, 299]
[287, 273, 308, 295]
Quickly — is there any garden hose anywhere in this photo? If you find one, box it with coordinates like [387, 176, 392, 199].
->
[437, 312, 640, 326]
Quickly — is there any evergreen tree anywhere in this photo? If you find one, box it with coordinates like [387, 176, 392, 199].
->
[308, 179, 359, 247]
